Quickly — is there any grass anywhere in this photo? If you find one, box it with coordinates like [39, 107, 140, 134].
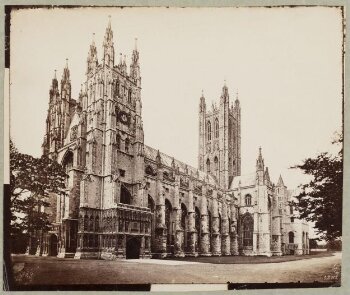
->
[163, 251, 335, 264]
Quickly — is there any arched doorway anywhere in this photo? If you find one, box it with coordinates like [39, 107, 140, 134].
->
[49, 234, 58, 256]
[181, 203, 188, 252]
[126, 237, 141, 259]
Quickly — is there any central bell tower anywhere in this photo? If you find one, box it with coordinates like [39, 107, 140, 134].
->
[198, 83, 241, 189]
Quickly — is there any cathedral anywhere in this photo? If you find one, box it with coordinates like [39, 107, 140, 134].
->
[30, 20, 310, 259]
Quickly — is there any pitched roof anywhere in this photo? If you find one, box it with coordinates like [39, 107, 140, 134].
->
[144, 145, 218, 186]
[229, 173, 256, 189]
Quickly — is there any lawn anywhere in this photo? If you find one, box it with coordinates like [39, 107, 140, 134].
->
[164, 251, 334, 264]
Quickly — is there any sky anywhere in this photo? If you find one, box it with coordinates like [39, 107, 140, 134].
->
[10, 7, 343, 193]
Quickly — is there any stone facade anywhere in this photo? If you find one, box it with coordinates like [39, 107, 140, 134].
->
[31, 20, 309, 259]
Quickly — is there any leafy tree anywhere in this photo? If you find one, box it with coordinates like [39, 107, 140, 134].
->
[9, 140, 66, 250]
[291, 133, 343, 241]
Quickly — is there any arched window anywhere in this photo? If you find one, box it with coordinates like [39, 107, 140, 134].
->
[120, 185, 131, 204]
[207, 121, 212, 141]
[214, 156, 219, 172]
[215, 118, 219, 138]
[242, 213, 253, 247]
[206, 159, 210, 173]
[290, 205, 293, 215]
[219, 214, 222, 233]
[289, 231, 294, 243]
[128, 89, 132, 103]
[245, 194, 252, 206]
[125, 138, 130, 153]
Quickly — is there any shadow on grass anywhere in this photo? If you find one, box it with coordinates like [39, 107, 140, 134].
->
[163, 251, 336, 264]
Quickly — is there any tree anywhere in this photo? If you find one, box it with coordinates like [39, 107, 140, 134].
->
[291, 133, 343, 241]
[9, 140, 66, 251]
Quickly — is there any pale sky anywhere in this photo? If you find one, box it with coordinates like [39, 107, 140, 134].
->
[10, 7, 343, 192]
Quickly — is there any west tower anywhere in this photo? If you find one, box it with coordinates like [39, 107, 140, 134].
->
[198, 84, 241, 189]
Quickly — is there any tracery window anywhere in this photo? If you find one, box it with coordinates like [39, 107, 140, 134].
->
[215, 118, 219, 138]
[242, 213, 253, 247]
[245, 194, 252, 206]
[207, 121, 212, 141]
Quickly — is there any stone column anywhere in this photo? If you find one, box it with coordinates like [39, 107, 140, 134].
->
[154, 177, 167, 257]
[174, 174, 184, 257]
[230, 202, 239, 255]
[186, 178, 197, 256]
[200, 183, 211, 256]
[211, 189, 221, 256]
[221, 197, 231, 255]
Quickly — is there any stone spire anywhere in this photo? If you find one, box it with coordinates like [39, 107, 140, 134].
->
[61, 59, 71, 100]
[49, 69, 59, 102]
[87, 33, 98, 74]
[103, 16, 115, 67]
[199, 89, 206, 112]
[256, 147, 264, 170]
[130, 37, 141, 84]
[277, 174, 285, 187]
[221, 80, 229, 101]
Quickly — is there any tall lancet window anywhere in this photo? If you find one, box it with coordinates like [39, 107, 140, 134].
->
[206, 159, 211, 173]
[207, 121, 212, 141]
[128, 89, 132, 103]
[215, 118, 219, 138]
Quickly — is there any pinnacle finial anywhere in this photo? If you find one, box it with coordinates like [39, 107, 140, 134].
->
[135, 37, 138, 51]
[201, 89, 204, 96]
[54, 69, 57, 79]
[65, 58, 69, 68]
[108, 15, 111, 27]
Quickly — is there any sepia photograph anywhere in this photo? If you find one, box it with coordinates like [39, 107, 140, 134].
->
[4, 5, 344, 291]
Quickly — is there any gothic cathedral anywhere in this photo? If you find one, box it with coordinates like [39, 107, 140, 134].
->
[36, 20, 309, 259]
